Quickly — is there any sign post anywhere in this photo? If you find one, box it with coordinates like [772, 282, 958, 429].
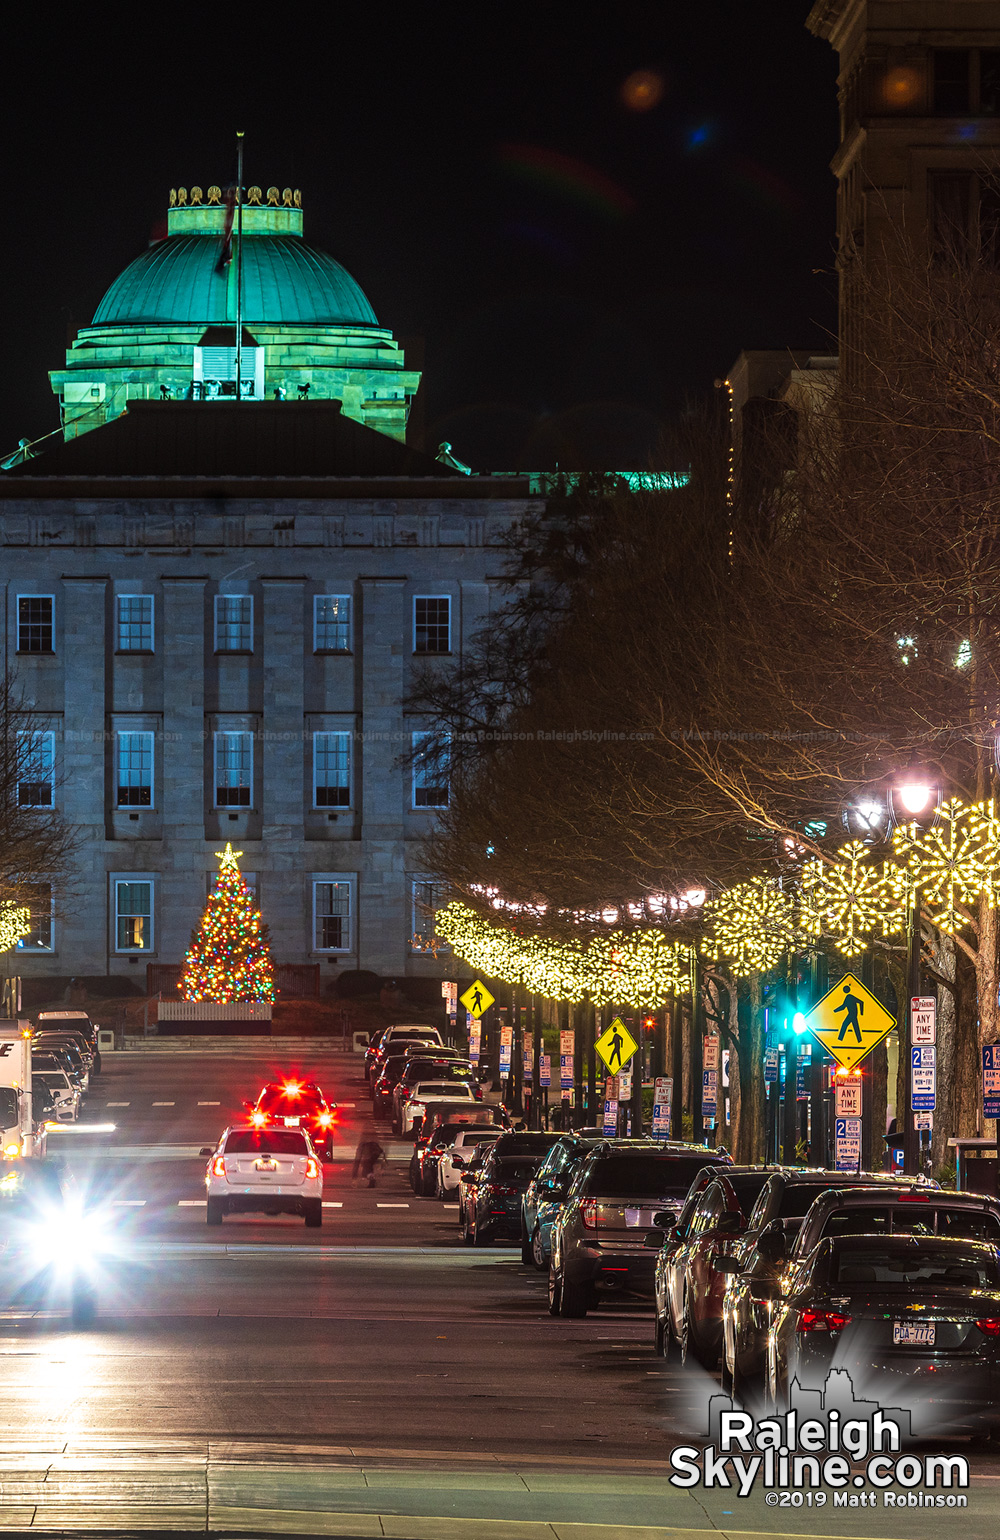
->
[982, 1044, 1000, 1120]
[652, 1076, 672, 1138]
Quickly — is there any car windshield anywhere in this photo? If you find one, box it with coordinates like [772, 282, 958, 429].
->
[415, 1083, 472, 1098]
[407, 1061, 471, 1081]
[258, 1087, 324, 1112]
[726, 1173, 771, 1212]
[778, 1183, 842, 1219]
[489, 1157, 545, 1184]
[830, 1242, 1000, 1289]
[456, 1130, 502, 1148]
[34, 1072, 68, 1088]
[0, 1087, 17, 1125]
[224, 1130, 309, 1155]
[587, 1155, 721, 1198]
[821, 1205, 1000, 1242]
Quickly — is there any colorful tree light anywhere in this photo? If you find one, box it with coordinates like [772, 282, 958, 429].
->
[180, 843, 275, 1003]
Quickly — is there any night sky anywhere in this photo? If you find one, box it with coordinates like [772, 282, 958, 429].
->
[1, 1, 838, 472]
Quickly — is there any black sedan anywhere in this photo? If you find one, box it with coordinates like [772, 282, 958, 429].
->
[462, 1132, 563, 1245]
[766, 1234, 1000, 1433]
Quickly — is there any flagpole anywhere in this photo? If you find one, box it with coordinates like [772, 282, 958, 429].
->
[235, 131, 244, 403]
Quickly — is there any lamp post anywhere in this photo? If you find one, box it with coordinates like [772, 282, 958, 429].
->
[890, 771, 939, 1177]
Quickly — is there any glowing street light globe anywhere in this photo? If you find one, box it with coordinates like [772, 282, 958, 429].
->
[898, 782, 934, 816]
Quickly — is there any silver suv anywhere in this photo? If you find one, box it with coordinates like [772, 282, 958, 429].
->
[548, 1141, 732, 1318]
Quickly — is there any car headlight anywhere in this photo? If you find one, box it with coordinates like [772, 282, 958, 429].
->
[26, 1203, 114, 1271]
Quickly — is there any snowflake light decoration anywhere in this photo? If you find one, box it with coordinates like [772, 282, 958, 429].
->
[800, 840, 906, 957]
[0, 903, 31, 954]
[892, 796, 1000, 935]
[701, 877, 795, 977]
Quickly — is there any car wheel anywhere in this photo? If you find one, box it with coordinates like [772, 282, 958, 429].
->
[304, 1200, 323, 1228]
[680, 1293, 713, 1369]
[462, 1209, 475, 1245]
[531, 1225, 546, 1271]
[520, 1218, 533, 1266]
[473, 1220, 490, 1247]
[559, 1273, 590, 1318]
[547, 1265, 563, 1316]
[421, 1166, 436, 1197]
[654, 1310, 666, 1357]
[435, 1170, 445, 1199]
[206, 1199, 224, 1226]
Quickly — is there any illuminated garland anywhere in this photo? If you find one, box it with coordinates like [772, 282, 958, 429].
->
[892, 796, 1000, 935]
[800, 840, 906, 957]
[180, 843, 275, 1003]
[0, 903, 31, 954]
[434, 902, 693, 1008]
[701, 877, 795, 977]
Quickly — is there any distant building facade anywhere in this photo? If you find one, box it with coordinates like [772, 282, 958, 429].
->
[2, 183, 541, 991]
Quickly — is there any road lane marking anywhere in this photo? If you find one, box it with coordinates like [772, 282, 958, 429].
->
[376, 1203, 409, 1208]
[106, 1101, 130, 1106]
[152, 1101, 175, 1106]
[322, 1202, 343, 1208]
[111, 1200, 146, 1206]
[197, 1101, 220, 1106]
[337, 1102, 356, 1108]
[443, 1204, 458, 1210]
[178, 1200, 207, 1206]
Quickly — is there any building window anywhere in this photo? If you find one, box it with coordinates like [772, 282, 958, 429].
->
[313, 878, 353, 952]
[214, 731, 253, 807]
[214, 594, 253, 652]
[314, 595, 352, 652]
[313, 732, 352, 808]
[117, 595, 154, 652]
[413, 596, 451, 654]
[17, 730, 54, 808]
[412, 731, 450, 809]
[115, 880, 152, 952]
[928, 170, 1000, 262]
[17, 596, 53, 654]
[15, 884, 53, 953]
[411, 877, 449, 952]
[116, 731, 154, 807]
[933, 49, 972, 114]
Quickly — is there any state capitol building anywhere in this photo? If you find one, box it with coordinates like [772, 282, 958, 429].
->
[0, 184, 540, 993]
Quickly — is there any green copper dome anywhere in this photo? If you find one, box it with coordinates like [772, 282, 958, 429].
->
[93, 233, 378, 328]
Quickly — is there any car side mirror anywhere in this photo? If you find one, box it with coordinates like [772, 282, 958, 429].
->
[199, 1147, 215, 1157]
[758, 1218, 787, 1262]
[451, 1155, 465, 1169]
[712, 1255, 741, 1274]
[748, 1277, 780, 1302]
[713, 1213, 746, 1236]
[644, 1228, 669, 1249]
[653, 1212, 677, 1232]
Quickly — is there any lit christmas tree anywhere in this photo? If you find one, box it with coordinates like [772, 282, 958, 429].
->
[180, 844, 275, 1003]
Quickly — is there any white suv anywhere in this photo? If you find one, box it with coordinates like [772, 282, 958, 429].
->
[32, 1069, 80, 1122]
[399, 1081, 477, 1136]
[203, 1126, 323, 1226]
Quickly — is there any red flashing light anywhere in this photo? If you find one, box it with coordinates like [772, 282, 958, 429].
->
[284, 1083, 301, 1096]
[796, 1309, 850, 1334]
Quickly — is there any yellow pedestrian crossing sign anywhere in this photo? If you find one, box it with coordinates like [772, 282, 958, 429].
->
[805, 972, 897, 1072]
[459, 979, 495, 1019]
[595, 1017, 639, 1075]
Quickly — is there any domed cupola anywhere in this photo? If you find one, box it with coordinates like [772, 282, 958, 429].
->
[51, 184, 420, 442]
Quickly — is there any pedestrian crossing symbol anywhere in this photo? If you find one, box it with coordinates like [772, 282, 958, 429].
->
[805, 972, 897, 1072]
[459, 979, 495, 1019]
[595, 1017, 639, 1075]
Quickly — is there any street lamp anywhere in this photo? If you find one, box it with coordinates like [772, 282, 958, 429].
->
[890, 768, 940, 1176]
[843, 796, 887, 842]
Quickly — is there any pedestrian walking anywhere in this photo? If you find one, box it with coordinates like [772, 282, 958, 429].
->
[352, 1135, 385, 1187]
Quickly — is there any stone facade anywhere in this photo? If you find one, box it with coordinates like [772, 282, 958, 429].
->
[0, 487, 536, 987]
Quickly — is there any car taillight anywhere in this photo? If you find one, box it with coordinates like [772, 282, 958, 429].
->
[212, 1155, 226, 1177]
[581, 1199, 598, 1230]
[975, 1319, 1000, 1336]
[796, 1309, 850, 1333]
[304, 1157, 320, 1179]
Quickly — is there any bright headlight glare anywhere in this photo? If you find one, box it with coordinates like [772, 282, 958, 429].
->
[28, 1205, 113, 1270]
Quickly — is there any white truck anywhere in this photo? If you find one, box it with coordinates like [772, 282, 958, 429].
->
[0, 1025, 46, 1158]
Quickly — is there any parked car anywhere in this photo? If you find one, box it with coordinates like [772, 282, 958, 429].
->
[521, 1135, 600, 1269]
[462, 1132, 563, 1244]
[409, 1119, 506, 1196]
[202, 1125, 323, 1226]
[655, 1168, 771, 1365]
[717, 1168, 937, 1396]
[456, 1130, 543, 1224]
[33, 1039, 91, 1093]
[391, 1059, 479, 1125]
[32, 1050, 86, 1096]
[33, 1031, 96, 1076]
[31, 1068, 80, 1122]
[370, 1039, 444, 1101]
[34, 1011, 101, 1073]
[787, 1184, 1000, 1262]
[548, 1141, 732, 1318]
[766, 1234, 1000, 1431]
[245, 1080, 340, 1161]
[368, 1025, 443, 1082]
[397, 1081, 477, 1136]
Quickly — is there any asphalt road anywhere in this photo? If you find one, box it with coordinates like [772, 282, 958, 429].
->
[0, 1047, 996, 1537]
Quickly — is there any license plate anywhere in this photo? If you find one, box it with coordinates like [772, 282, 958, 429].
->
[893, 1322, 936, 1346]
[283, 1116, 300, 1126]
[625, 1208, 657, 1228]
[255, 1159, 277, 1171]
